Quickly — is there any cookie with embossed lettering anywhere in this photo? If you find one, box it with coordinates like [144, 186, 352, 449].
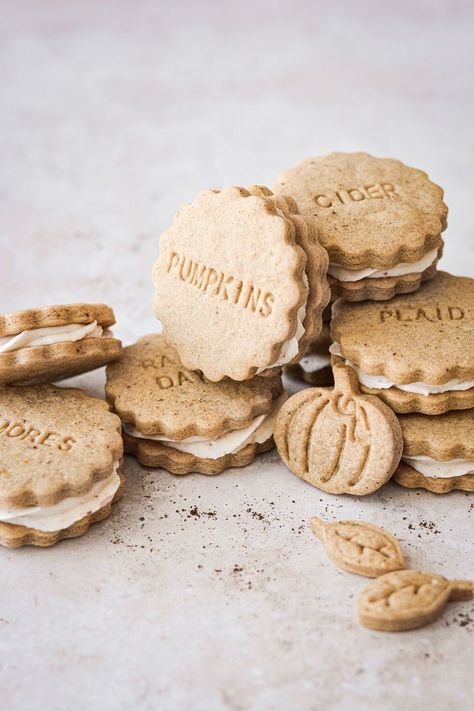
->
[394, 409, 474, 493]
[0, 303, 123, 385]
[106, 334, 287, 474]
[0, 384, 124, 547]
[284, 323, 333, 386]
[330, 272, 474, 414]
[152, 186, 329, 381]
[274, 152, 447, 301]
[274, 364, 403, 495]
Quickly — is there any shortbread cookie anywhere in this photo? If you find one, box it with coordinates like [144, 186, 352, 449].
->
[309, 517, 405, 577]
[106, 334, 286, 474]
[330, 272, 474, 414]
[395, 409, 474, 493]
[284, 323, 333, 386]
[152, 186, 329, 381]
[358, 571, 473, 632]
[274, 365, 402, 495]
[0, 384, 124, 547]
[274, 152, 447, 301]
[0, 303, 122, 385]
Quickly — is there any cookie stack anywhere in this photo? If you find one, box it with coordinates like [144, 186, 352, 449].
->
[0, 304, 125, 546]
[273, 152, 473, 495]
[109, 186, 331, 475]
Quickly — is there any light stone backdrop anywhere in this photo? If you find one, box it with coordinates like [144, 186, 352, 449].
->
[1, 2, 473, 710]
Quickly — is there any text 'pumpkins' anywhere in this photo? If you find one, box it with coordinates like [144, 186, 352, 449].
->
[274, 365, 403, 495]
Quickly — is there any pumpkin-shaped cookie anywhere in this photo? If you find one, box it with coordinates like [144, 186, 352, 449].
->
[274, 365, 403, 495]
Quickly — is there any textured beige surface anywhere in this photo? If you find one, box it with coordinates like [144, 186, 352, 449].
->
[2, 2, 474, 709]
[274, 152, 447, 269]
[274, 365, 403, 495]
[0, 303, 116, 337]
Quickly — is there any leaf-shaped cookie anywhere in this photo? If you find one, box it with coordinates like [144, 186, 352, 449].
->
[358, 570, 474, 632]
[310, 517, 405, 577]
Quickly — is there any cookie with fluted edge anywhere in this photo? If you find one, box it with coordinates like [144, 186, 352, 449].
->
[394, 409, 474, 493]
[0, 384, 124, 547]
[274, 365, 402, 495]
[106, 334, 285, 474]
[284, 323, 333, 386]
[0, 303, 122, 385]
[330, 272, 474, 414]
[152, 186, 329, 381]
[274, 152, 447, 301]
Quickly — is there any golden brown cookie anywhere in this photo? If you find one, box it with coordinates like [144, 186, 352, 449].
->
[106, 334, 286, 474]
[0, 303, 122, 385]
[358, 571, 473, 632]
[309, 517, 405, 577]
[152, 186, 329, 381]
[395, 409, 474, 493]
[330, 272, 474, 414]
[0, 384, 124, 547]
[284, 323, 333, 386]
[274, 364, 402, 495]
[274, 152, 447, 301]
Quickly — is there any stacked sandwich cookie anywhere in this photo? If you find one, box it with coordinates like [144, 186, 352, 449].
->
[0, 303, 123, 384]
[274, 152, 447, 302]
[0, 385, 124, 547]
[106, 335, 286, 475]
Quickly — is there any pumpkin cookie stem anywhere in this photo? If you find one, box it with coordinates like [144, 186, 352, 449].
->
[333, 364, 360, 394]
[309, 516, 325, 539]
[449, 580, 474, 601]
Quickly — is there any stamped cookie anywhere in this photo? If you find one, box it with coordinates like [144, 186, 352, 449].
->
[0, 384, 124, 547]
[106, 334, 286, 474]
[274, 152, 447, 301]
[274, 365, 402, 495]
[284, 323, 333, 387]
[330, 273, 474, 414]
[152, 186, 329, 381]
[395, 409, 474, 493]
[0, 303, 122, 385]
[358, 571, 473, 632]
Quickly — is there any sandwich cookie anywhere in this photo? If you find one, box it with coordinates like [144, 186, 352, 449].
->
[106, 334, 286, 475]
[395, 409, 474, 493]
[284, 323, 333, 387]
[0, 303, 122, 385]
[330, 272, 474, 415]
[152, 186, 329, 381]
[0, 385, 124, 547]
[274, 152, 447, 301]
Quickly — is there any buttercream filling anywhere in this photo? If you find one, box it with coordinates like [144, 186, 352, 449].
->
[256, 273, 309, 374]
[123, 392, 288, 460]
[0, 321, 107, 353]
[0, 461, 121, 532]
[298, 353, 331, 373]
[403, 455, 474, 479]
[329, 343, 474, 396]
[328, 247, 439, 282]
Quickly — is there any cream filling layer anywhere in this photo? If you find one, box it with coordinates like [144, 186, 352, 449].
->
[330, 343, 474, 396]
[299, 353, 331, 373]
[403, 455, 474, 479]
[256, 274, 309, 374]
[328, 247, 438, 282]
[123, 392, 288, 460]
[0, 462, 121, 532]
[0, 321, 105, 353]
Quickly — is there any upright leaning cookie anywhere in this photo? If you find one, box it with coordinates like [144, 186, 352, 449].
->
[274, 152, 447, 301]
[106, 334, 287, 475]
[0, 385, 124, 547]
[0, 303, 123, 385]
[395, 409, 474, 493]
[152, 186, 329, 381]
[330, 272, 474, 415]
